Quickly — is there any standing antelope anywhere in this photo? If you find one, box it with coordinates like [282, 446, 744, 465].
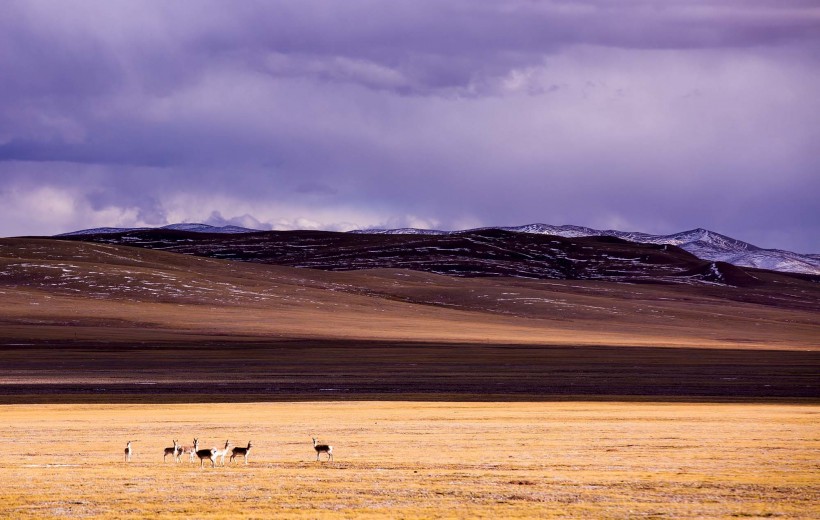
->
[124, 441, 133, 462]
[163, 440, 180, 463]
[230, 441, 253, 464]
[196, 443, 217, 468]
[312, 437, 333, 461]
[180, 438, 199, 463]
[213, 440, 231, 466]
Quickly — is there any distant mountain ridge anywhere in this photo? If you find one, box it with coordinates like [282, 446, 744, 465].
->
[57, 222, 819, 275]
[58, 223, 258, 236]
[355, 224, 820, 276]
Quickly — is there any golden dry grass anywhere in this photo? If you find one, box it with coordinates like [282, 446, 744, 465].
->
[0, 402, 817, 519]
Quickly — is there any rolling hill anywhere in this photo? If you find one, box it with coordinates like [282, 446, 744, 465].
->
[56, 222, 820, 276]
[0, 237, 818, 401]
[54, 227, 820, 290]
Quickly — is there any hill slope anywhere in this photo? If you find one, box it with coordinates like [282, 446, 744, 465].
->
[55, 228, 820, 289]
[56, 222, 819, 275]
[2, 237, 818, 346]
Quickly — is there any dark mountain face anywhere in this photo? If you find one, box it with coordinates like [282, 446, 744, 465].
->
[54, 222, 820, 275]
[53, 227, 812, 287]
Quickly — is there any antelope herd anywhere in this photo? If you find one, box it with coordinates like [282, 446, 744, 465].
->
[124, 438, 329, 466]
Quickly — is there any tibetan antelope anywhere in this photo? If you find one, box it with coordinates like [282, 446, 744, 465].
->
[230, 441, 253, 464]
[124, 441, 133, 462]
[196, 444, 217, 468]
[180, 438, 199, 463]
[163, 440, 180, 463]
[312, 437, 333, 461]
[213, 440, 231, 466]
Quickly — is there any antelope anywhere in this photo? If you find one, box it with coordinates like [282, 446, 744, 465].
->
[163, 440, 180, 463]
[312, 437, 333, 461]
[213, 440, 231, 466]
[180, 438, 199, 463]
[230, 441, 253, 464]
[196, 443, 217, 468]
[124, 441, 133, 462]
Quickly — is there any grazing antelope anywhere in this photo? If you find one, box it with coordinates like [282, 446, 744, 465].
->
[230, 441, 253, 464]
[196, 444, 217, 468]
[124, 441, 133, 462]
[312, 437, 333, 462]
[163, 440, 180, 463]
[213, 440, 231, 466]
[180, 438, 199, 463]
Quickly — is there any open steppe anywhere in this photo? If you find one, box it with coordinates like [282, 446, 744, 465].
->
[1, 401, 818, 519]
[1, 237, 818, 517]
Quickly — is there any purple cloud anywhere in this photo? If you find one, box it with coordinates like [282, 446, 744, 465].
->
[0, 1, 818, 251]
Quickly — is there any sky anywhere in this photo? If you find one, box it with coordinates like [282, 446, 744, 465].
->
[1, 1, 819, 252]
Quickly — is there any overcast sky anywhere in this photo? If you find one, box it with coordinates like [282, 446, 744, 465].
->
[1, 1, 818, 251]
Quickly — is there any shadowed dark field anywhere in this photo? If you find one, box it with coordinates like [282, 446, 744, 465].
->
[1, 339, 817, 403]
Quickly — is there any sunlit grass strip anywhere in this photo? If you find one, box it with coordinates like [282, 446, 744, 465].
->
[0, 401, 817, 518]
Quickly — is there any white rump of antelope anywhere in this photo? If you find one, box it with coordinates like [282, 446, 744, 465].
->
[214, 440, 231, 466]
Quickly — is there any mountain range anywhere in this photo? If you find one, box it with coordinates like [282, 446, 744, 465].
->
[58, 223, 820, 276]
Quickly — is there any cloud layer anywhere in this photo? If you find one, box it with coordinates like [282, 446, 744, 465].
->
[1, 1, 818, 251]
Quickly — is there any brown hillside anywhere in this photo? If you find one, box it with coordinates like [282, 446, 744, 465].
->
[0, 238, 818, 401]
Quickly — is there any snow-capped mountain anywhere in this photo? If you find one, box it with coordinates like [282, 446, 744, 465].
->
[508, 226, 820, 276]
[642, 229, 818, 276]
[355, 224, 820, 276]
[58, 223, 259, 236]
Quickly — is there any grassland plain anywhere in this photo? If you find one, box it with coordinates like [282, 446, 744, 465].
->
[0, 401, 818, 519]
[1, 240, 819, 518]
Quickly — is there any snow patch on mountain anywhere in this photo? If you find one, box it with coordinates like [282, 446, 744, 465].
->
[349, 227, 450, 235]
[504, 225, 820, 276]
[160, 223, 258, 233]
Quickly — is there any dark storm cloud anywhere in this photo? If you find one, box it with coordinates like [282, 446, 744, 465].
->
[0, 1, 818, 251]
[4, 1, 817, 100]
